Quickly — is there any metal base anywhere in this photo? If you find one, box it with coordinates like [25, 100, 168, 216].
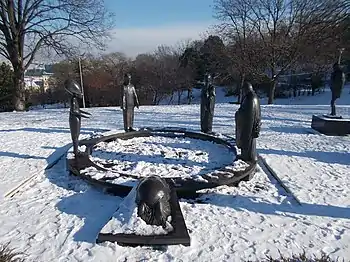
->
[96, 186, 190, 246]
[322, 114, 343, 119]
[67, 128, 258, 197]
[311, 115, 350, 136]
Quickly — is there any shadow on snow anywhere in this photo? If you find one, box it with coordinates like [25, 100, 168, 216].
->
[259, 148, 349, 165]
[46, 154, 349, 245]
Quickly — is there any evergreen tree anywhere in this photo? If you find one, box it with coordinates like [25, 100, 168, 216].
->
[0, 63, 14, 111]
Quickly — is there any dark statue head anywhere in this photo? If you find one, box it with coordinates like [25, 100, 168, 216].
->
[64, 79, 83, 98]
[123, 73, 131, 86]
[204, 73, 213, 85]
[135, 176, 171, 228]
[242, 82, 254, 97]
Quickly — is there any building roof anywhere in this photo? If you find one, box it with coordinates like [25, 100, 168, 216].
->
[25, 68, 54, 77]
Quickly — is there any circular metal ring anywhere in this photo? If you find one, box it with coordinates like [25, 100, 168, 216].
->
[67, 127, 257, 197]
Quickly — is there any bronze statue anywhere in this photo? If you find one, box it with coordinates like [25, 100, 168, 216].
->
[330, 62, 345, 116]
[120, 73, 139, 132]
[235, 82, 261, 163]
[200, 74, 216, 133]
[135, 176, 171, 229]
[65, 79, 91, 156]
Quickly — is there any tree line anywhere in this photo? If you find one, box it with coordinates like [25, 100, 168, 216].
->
[0, 0, 349, 111]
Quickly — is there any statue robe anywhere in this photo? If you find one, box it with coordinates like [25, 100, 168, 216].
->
[69, 96, 82, 155]
[121, 84, 139, 131]
[235, 90, 261, 162]
[200, 84, 216, 133]
[331, 68, 345, 99]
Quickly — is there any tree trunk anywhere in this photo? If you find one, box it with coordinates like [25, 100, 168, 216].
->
[237, 73, 245, 104]
[236, 87, 241, 104]
[187, 88, 192, 104]
[153, 90, 158, 105]
[268, 80, 277, 104]
[168, 92, 174, 105]
[12, 67, 26, 111]
[177, 90, 183, 105]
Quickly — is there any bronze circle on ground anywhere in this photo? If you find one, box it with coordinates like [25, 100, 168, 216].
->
[67, 127, 257, 198]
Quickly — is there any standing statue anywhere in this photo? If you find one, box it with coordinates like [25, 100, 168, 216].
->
[120, 73, 139, 132]
[235, 82, 261, 163]
[200, 74, 216, 133]
[135, 175, 172, 229]
[65, 79, 91, 157]
[329, 62, 345, 116]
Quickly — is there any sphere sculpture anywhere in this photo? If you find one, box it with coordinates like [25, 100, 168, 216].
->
[135, 175, 171, 229]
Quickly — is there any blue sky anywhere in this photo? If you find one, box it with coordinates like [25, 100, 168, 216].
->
[104, 0, 216, 57]
[106, 0, 214, 28]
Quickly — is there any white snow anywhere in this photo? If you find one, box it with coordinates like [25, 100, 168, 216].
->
[0, 86, 349, 261]
[87, 135, 235, 184]
[29, 103, 68, 110]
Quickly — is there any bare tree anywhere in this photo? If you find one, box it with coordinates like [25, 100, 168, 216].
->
[214, 0, 260, 102]
[100, 52, 130, 81]
[214, 0, 349, 103]
[172, 42, 196, 104]
[0, 0, 114, 111]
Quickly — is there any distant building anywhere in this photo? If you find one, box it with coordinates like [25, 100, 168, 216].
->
[24, 63, 54, 92]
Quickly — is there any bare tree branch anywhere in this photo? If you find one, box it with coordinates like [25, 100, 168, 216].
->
[0, 0, 114, 110]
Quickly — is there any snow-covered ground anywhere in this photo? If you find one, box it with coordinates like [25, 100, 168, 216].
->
[0, 87, 349, 261]
[87, 135, 235, 184]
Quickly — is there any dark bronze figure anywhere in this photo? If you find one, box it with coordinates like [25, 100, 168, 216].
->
[65, 79, 91, 156]
[235, 82, 261, 163]
[135, 176, 171, 229]
[120, 73, 139, 132]
[330, 62, 346, 116]
[200, 74, 216, 133]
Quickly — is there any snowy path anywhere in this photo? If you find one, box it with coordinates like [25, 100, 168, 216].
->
[0, 90, 349, 261]
[258, 105, 350, 207]
[0, 108, 127, 198]
[0, 113, 68, 197]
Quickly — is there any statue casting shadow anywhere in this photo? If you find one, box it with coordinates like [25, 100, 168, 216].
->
[235, 82, 261, 163]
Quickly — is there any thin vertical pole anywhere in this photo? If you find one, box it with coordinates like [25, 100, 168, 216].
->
[78, 57, 86, 108]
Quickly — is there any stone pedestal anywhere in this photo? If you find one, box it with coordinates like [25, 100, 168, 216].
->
[311, 115, 350, 136]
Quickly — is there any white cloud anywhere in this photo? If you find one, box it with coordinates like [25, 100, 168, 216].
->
[106, 22, 214, 58]
[0, 22, 215, 64]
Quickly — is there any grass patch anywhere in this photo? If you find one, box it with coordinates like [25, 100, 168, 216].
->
[0, 242, 25, 262]
[263, 250, 340, 262]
